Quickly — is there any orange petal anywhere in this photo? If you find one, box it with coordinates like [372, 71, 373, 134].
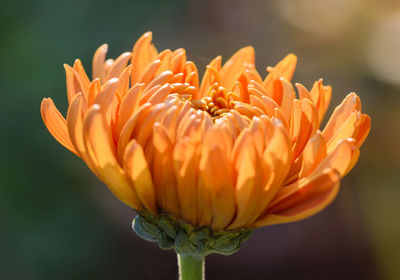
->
[158, 105, 180, 142]
[184, 62, 200, 96]
[117, 103, 151, 162]
[66, 93, 99, 176]
[301, 98, 319, 136]
[131, 32, 157, 85]
[92, 44, 108, 82]
[88, 79, 101, 106]
[176, 112, 202, 143]
[123, 140, 157, 214]
[117, 84, 143, 135]
[234, 102, 265, 118]
[174, 138, 199, 225]
[93, 78, 120, 121]
[106, 52, 131, 80]
[220, 46, 255, 90]
[155, 49, 172, 75]
[152, 123, 180, 217]
[199, 128, 235, 230]
[308, 79, 332, 123]
[299, 131, 327, 178]
[345, 148, 360, 176]
[263, 54, 297, 90]
[133, 103, 166, 147]
[274, 53, 297, 81]
[259, 119, 292, 204]
[314, 138, 356, 176]
[64, 64, 87, 104]
[254, 168, 340, 227]
[323, 93, 361, 140]
[144, 71, 173, 92]
[249, 95, 268, 114]
[290, 100, 313, 160]
[73, 59, 90, 91]
[139, 85, 161, 105]
[321, 84, 332, 122]
[116, 65, 132, 98]
[83, 106, 141, 209]
[278, 77, 295, 122]
[138, 59, 162, 84]
[229, 131, 262, 229]
[263, 67, 283, 104]
[296, 83, 312, 101]
[326, 111, 359, 153]
[198, 56, 222, 98]
[147, 83, 171, 105]
[170, 48, 186, 73]
[41, 98, 77, 155]
[241, 119, 292, 226]
[354, 114, 371, 148]
[247, 117, 266, 157]
[244, 67, 263, 84]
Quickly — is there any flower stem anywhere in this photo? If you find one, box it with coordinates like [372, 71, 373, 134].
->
[178, 253, 205, 280]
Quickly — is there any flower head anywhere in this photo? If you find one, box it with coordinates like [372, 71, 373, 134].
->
[41, 32, 370, 231]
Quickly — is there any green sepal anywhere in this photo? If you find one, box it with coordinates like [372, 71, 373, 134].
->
[159, 216, 178, 239]
[132, 215, 158, 242]
[132, 212, 253, 257]
[157, 230, 175, 250]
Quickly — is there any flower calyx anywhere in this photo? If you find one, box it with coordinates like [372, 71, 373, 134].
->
[133, 211, 253, 257]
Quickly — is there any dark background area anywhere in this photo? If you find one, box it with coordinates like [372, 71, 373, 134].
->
[1, 0, 400, 279]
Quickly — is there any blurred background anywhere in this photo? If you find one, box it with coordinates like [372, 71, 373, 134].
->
[1, 0, 399, 279]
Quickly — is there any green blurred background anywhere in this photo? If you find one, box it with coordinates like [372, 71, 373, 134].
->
[1, 0, 399, 279]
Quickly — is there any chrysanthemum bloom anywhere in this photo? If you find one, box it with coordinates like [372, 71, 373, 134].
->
[41, 32, 370, 279]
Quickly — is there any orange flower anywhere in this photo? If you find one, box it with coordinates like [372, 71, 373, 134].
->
[41, 32, 370, 230]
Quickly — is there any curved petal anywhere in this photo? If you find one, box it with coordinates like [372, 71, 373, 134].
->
[323, 93, 361, 140]
[326, 111, 359, 153]
[152, 123, 180, 217]
[299, 131, 327, 178]
[240, 119, 292, 227]
[279, 77, 295, 121]
[67, 93, 99, 176]
[64, 64, 87, 104]
[73, 59, 90, 91]
[106, 52, 132, 80]
[220, 46, 254, 89]
[41, 98, 77, 155]
[83, 105, 141, 209]
[354, 114, 371, 148]
[117, 84, 143, 135]
[123, 140, 157, 214]
[253, 168, 340, 227]
[198, 56, 221, 98]
[199, 128, 235, 230]
[274, 53, 297, 81]
[313, 138, 356, 176]
[228, 130, 262, 229]
[117, 103, 151, 162]
[263, 53, 297, 90]
[92, 44, 108, 82]
[131, 32, 157, 85]
[290, 100, 313, 160]
[174, 138, 200, 225]
[170, 48, 186, 74]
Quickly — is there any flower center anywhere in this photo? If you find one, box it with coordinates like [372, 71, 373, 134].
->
[191, 96, 231, 118]
[171, 82, 240, 119]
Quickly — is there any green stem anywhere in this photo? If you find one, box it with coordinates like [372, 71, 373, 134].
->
[178, 253, 205, 280]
